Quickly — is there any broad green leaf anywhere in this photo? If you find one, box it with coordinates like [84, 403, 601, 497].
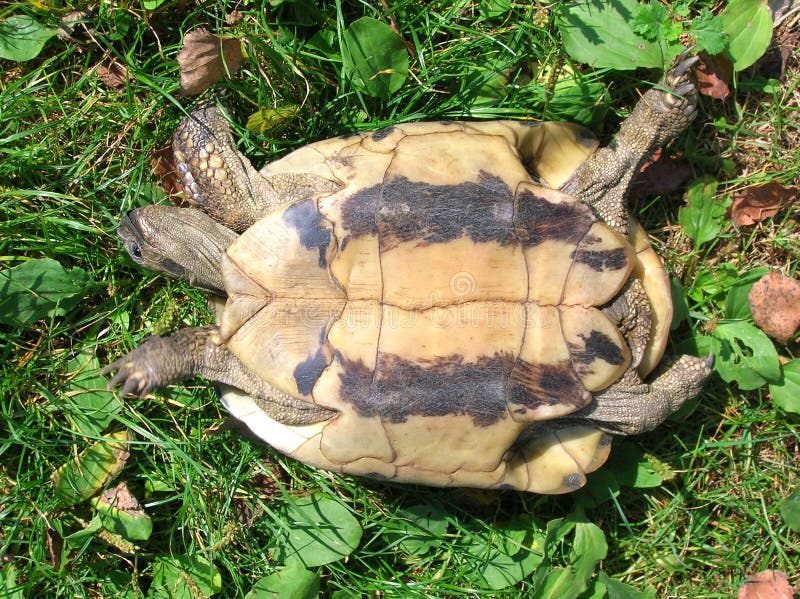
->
[599, 571, 657, 598]
[479, 0, 513, 19]
[0, 258, 92, 326]
[720, 0, 773, 70]
[543, 75, 609, 126]
[0, 15, 57, 62]
[724, 268, 771, 320]
[246, 105, 299, 134]
[669, 277, 690, 331]
[150, 555, 221, 599]
[572, 521, 607, 584]
[688, 263, 739, 303]
[65, 351, 120, 436]
[306, 29, 339, 60]
[689, 9, 728, 55]
[576, 467, 621, 508]
[556, 0, 678, 70]
[384, 502, 448, 556]
[712, 321, 781, 389]
[271, 494, 362, 567]
[677, 178, 727, 247]
[246, 565, 320, 599]
[769, 359, 800, 414]
[779, 487, 800, 532]
[464, 518, 545, 590]
[603, 441, 665, 489]
[52, 430, 131, 507]
[342, 17, 409, 100]
[536, 567, 585, 599]
[141, 0, 167, 10]
[0, 564, 23, 599]
[631, 1, 673, 42]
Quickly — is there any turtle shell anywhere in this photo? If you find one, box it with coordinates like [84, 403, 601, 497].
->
[217, 121, 661, 494]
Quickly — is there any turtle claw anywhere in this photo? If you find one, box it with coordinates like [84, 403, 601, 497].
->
[102, 355, 158, 398]
[667, 54, 699, 83]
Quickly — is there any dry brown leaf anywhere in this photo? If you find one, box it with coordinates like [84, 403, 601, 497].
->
[748, 271, 800, 344]
[694, 52, 733, 100]
[100, 482, 146, 515]
[95, 60, 131, 89]
[152, 145, 185, 201]
[737, 570, 795, 599]
[177, 29, 244, 95]
[730, 182, 797, 226]
[631, 148, 692, 200]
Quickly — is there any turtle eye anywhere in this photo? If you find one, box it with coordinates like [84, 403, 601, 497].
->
[128, 242, 143, 262]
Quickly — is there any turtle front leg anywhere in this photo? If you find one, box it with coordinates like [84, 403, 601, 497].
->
[560, 55, 698, 233]
[174, 106, 340, 232]
[103, 325, 334, 426]
[575, 354, 713, 435]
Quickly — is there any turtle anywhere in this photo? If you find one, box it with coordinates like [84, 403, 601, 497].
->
[104, 56, 712, 494]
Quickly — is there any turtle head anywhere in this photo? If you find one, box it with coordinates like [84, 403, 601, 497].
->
[118, 205, 237, 296]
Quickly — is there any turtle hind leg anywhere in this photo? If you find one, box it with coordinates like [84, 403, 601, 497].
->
[575, 354, 713, 435]
[560, 55, 699, 234]
[174, 106, 340, 232]
[103, 325, 333, 426]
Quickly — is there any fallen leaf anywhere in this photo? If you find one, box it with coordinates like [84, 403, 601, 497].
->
[95, 60, 131, 89]
[748, 271, 800, 344]
[151, 145, 184, 201]
[99, 482, 144, 514]
[57, 9, 94, 42]
[631, 148, 692, 200]
[730, 182, 796, 226]
[737, 570, 794, 599]
[694, 52, 732, 100]
[177, 29, 244, 95]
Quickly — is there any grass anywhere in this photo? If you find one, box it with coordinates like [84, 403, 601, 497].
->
[1, 1, 798, 597]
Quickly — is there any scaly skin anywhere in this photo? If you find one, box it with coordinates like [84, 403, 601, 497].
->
[118, 206, 236, 296]
[561, 55, 699, 235]
[173, 106, 340, 232]
[102, 326, 334, 425]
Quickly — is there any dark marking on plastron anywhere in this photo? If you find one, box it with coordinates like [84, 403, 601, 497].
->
[377, 173, 516, 248]
[569, 330, 626, 366]
[514, 188, 594, 247]
[340, 172, 516, 249]
[371, 126, 396, 142]
[281, 199, 333, 268]
[336, 351, 515, 427]
[340, 186, 381, 240]
[571, 247, 628, 272]
[293, 346, 331, 396]
[562, 473, 585, 490]
[508, 359, 590, 412]
[573, 128, 598, 149]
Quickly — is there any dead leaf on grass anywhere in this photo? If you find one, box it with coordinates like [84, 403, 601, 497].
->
[730, 182, 796, 226]
[737, 570, 795, 599]
[694, 52, 733, 100]
[748, 271, 800, 344]
[99, 482, 145, 515]
[631, 148, 692, 200]
[95, 60, 131, 89]
[152, 145, 184, 201]
[177, 29, 244, 95]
